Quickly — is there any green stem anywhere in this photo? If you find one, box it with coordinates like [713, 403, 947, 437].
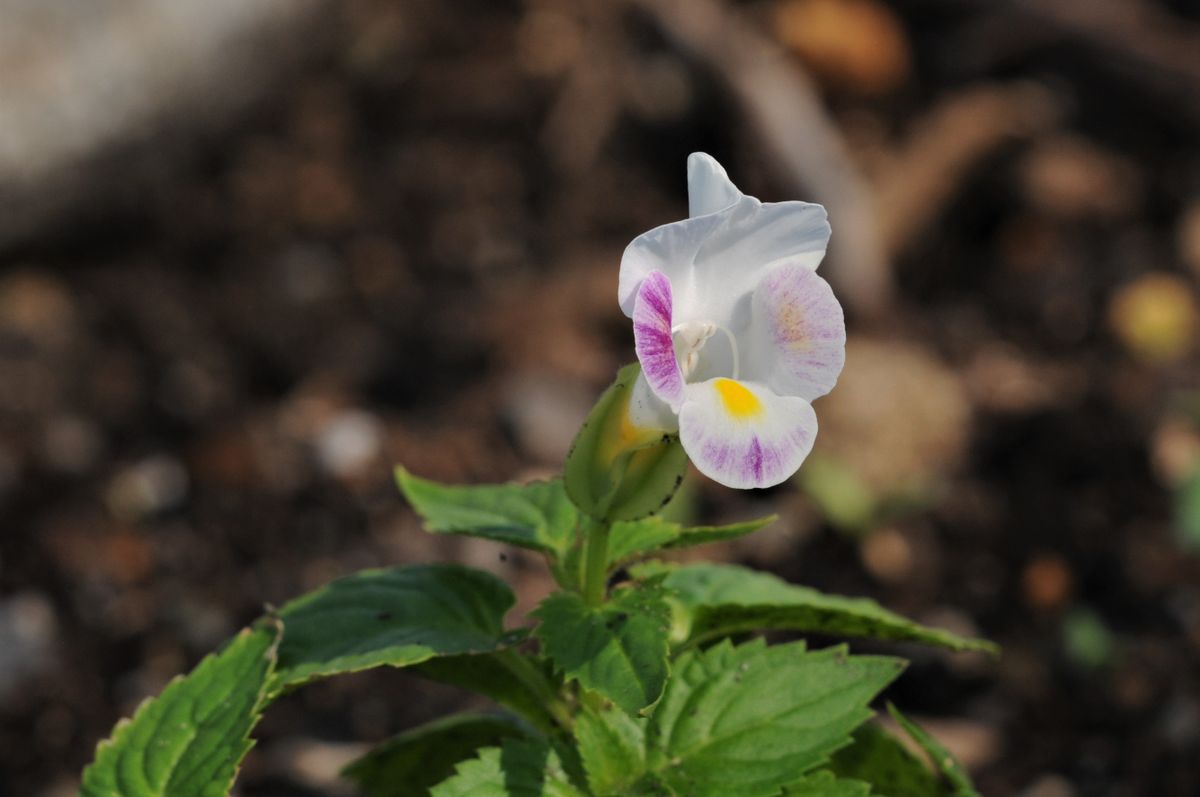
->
[495, 649, 574, 732]
[582, 520, 611, 607]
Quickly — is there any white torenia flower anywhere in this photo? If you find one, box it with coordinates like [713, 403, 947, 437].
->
[618, 153, 845, 489]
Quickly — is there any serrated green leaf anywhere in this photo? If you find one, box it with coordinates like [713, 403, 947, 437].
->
[396, 468, 579, 559]
[830, 723, 945, 796]
[80, 621, 280, 797]
[343, 712, 528, 797]
[781, 771, 872, 796]
[414, 652, 558, 734]
[645, 639, 904, 797]
[607, 515, 776, 567]
[637, 562, 996, 654]
[430, 738, 586, 797]
[533, 584, 670, 714]
[888, 704, 980, 797]
[273, 565, 516, 690]
[575, 706, 650, 795]
[564, 363, 687, 522]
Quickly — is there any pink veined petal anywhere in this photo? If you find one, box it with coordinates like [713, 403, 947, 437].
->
[633, 270, 685, 409]
[678, 378, 818, 490]
[749, 264, 846, 401]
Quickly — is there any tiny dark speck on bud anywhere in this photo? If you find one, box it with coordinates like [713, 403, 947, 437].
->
[376, 611, 392, 621]
[498, 552, 508, 562]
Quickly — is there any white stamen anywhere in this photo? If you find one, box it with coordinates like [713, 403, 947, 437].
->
[672, 320, 739, 381]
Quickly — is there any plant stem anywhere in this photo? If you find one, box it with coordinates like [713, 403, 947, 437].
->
[582, 520, 611, 607]
[495, 649, 574, 731]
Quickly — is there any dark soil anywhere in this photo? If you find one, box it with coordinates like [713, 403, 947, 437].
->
[2, 1, 1199, 795]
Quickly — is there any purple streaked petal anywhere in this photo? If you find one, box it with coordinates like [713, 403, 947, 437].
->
[678, 379, 817, 490]
[749, 264, 845, 401]
[633, 270, 685, 409]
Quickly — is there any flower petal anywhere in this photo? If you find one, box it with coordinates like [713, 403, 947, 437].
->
[619, 196, 831, 326]
[747, 264, 846, 401]
[687, 152, 741, 218]
[678, 378, 817, 489]
[633, 271, 685, 409]
[618, 208, 730, 317]
[628, 371, 679, 433]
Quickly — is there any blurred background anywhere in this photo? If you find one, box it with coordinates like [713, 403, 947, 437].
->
[2, 0, 1199, 794]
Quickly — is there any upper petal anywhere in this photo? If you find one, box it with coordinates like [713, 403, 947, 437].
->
[618, 207, 731, 318]
[687, 152, 741, 218]
[633, 270, 685, 409]
[619, 196, 832, 328]
[678, 378, 818, 489]
[746, 264, 846, 401]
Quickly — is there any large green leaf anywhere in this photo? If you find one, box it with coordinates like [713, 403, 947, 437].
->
[343, 713, 528, 797]
[414, 651, 559, 734]
[781, 771, 871, 796]
[637, 562, 996, 654]
[644, 639, 904, 797]
[273, 565, 517, 690]
[574, 706, 650, 796]
[396, 468, 579, 559]
[606, 515, 776, 567]
[80, 622, 280, 797]
[532, 584, 670, 714]
[888, 704, 981, 797]
[830, 723, 945, 796]
[564, 363, 687, 522]
[430, 738, 586, 797]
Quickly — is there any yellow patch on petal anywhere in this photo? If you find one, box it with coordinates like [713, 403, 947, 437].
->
[714, 378, 763, 419]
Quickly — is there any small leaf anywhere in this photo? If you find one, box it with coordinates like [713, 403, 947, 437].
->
[637, 562, 997, 654]
[273, 565, 515, 690]
[1062, 606, 1115, 669]
[888, 704, 981, 797]
[1173, 464, 1200, 551]
[80, 621, 280, 797]
[396, 468, 579, 559]
[343, 712, 528, 797]
[646, 639, 904, 797]
[430, 738, 586, 797]
[797, 454, 879, 531]
[830, 723, 945, 796]
[575, 706, 648, 795]
[564, 363, 687, 522]
[607, 515, 776, 567]
[532, 584, 670, 714]
[781, 771, 871, 796]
